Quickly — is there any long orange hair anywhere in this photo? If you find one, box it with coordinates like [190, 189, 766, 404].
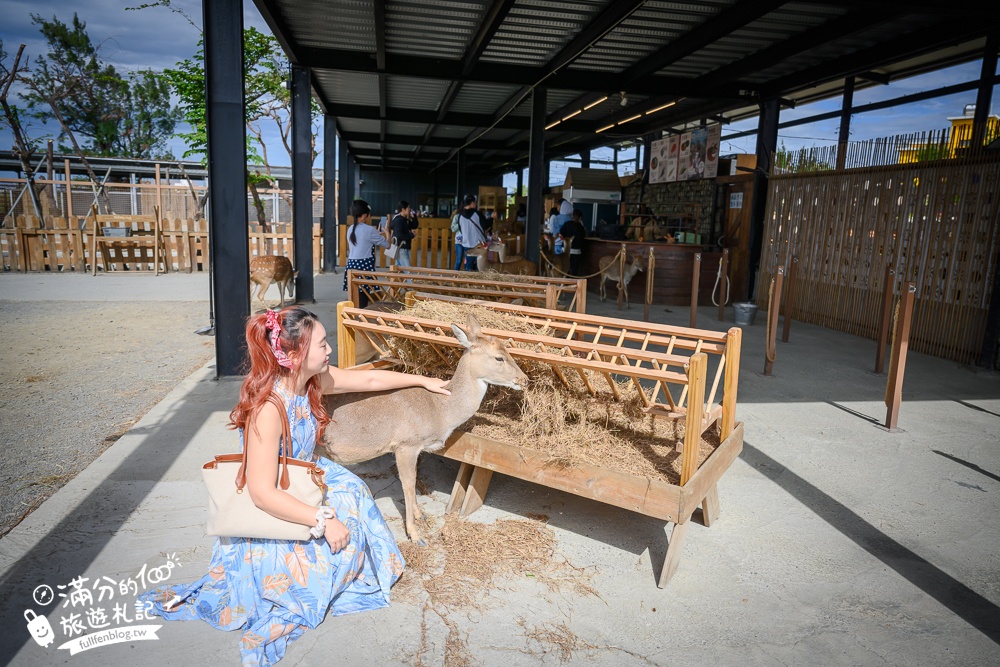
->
[228, 306, 331, 446]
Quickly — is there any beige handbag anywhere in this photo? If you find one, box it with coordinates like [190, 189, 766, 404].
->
[202, 394, 327, 541]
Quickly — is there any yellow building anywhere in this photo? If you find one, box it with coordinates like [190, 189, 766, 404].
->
[899, 104, 1000, 162]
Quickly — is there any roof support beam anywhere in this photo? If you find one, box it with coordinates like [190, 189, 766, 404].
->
[747, 98, 780, 301]
[836, 76, 855, 170]
[525, 87, 546, 264]
[291, 65, 314, 302]
[204, 0, 249, 376]
[374, 0, 387, 169]
[410, 0, 517, 169]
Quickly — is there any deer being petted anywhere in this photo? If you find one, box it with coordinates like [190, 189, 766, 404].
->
[599, 253, 645, 308]
[321, 314, 528, 545]
[250, 256, 297, 308]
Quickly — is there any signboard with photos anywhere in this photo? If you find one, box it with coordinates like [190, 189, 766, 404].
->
[648, 123, 721, 183]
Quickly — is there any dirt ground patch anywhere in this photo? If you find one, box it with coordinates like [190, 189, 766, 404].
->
[0, 300, 215, 537]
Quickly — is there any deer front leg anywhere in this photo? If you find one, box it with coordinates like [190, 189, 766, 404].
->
[599, 276, 607, 301]
[394, 446, 426, 546]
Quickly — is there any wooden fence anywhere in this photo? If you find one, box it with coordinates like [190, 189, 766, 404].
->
[0, 214, 323, 273]
[757, 148, 1000, 365]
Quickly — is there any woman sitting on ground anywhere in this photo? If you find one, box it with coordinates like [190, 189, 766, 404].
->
[139, 306, 449, 666]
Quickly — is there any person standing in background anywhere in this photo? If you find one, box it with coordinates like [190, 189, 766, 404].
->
[558, 208, 588, 277]
[457, 195, 487, 271]
[389, 200, 416, 267]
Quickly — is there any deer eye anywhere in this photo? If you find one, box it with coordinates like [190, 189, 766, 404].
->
[494, 356, 505, 362]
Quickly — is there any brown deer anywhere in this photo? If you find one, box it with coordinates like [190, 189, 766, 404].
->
[539, 236, 572, 277]
[321, 314, 528, 545]
[598, 253, 645, 308]
[250, 256, 296, 308]
[467, 240, 537, 275]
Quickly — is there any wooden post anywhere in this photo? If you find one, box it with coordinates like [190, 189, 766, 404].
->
[763, 265, 784, 376]
[153, 205, 161, 276]
[718, 248, 729, 321]
[575, 277, 587, 314]
[63, 159, 72, 220]
[90, 205, 100, 276]
[781, 256, 797, 343]
[690, 252, 702, 328]
[616, 243, 626, 310]
[544, 284, 557, 311]
[875, 266, 895, 375]
[720, 327, 742, 440]
[680, 352, 707, 486]
[884, 282, 916, 431]
[348, 270, 360, 307]
[644, 246, 655, 322]
[337, 301, 356, 368]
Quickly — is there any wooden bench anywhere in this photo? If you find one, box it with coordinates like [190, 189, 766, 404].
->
[336, 297, 743, 587]
[347, 268, 587, 313]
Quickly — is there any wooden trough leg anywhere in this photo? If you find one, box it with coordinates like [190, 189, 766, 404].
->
[701, 483, 720, 527]
[658, 520, 690, 589]
[445, 461, 475, 514]
[460, 465, 494, 517]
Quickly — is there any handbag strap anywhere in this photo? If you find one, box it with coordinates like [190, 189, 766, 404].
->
[236, 393, 294, 492]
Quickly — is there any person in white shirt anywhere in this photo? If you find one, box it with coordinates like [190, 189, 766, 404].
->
[457, 194, 487, 271]
[343, 199, 389, 307]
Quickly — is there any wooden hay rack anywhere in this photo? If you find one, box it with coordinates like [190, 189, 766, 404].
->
[336, 296, 744, 587]
[347, 268, 587, 313]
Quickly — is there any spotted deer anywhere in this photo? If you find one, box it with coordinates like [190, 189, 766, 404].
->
[598, 253, 645, 309]
[250, 256, 296, 308]
[321, 314, 528, 545]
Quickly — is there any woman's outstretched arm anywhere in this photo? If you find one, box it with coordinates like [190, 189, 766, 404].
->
[320, 364, 450, 395]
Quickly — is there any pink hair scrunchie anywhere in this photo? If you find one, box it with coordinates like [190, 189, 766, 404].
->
[264, 310, 294, 369]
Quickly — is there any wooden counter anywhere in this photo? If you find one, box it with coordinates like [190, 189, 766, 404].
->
[581, 238, 723, 306]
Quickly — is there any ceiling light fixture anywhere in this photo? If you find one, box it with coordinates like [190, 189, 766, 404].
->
[617, 113, 643, 125]
[645, 101, 677, 115]
[545, 120, 561, 130]
[562, 109, 583, 121]
[584, 96, 608, 110]
[619, 90, 628, 106]
[596, 122, 615, 133]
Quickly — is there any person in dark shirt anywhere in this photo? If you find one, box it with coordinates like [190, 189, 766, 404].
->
[558, 209, 588, 276]
[389, 200, 417, 266]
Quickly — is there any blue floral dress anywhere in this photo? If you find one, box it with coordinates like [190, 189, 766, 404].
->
[139, 384, 405, 666]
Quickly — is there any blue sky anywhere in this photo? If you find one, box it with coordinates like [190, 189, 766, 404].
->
[1, 1, 995, 188]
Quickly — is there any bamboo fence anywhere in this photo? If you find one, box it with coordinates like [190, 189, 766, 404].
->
[758, 133, 1000, 365]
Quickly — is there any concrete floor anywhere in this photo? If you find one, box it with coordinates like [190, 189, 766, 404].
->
[1, 271, 998, 666]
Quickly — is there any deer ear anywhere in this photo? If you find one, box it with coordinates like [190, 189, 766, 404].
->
[451, 323, 473, 349]
[466, 313, 483, 339]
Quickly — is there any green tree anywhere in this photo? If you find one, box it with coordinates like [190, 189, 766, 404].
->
[23, 13, 179, 160]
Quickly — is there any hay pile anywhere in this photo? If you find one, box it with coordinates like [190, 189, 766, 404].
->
[395, 514, 598, 667]
[386, 300, 720, 485]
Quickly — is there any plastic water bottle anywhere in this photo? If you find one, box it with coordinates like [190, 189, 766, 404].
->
[554, 237, 564, 255]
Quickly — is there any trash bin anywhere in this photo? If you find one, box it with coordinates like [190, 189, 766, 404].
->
[732, 302, 759, 326]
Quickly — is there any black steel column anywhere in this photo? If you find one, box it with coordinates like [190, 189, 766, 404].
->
[456, 149, 466, 207]
[291, 65, 314, 302]
[746, 97, 780, 301]
[581, 150, 590, 168]
[972, 33, 999, 149]
[432, 170, 439, 215]
[323, 115, 337, 273]
[836, 77, 855, 170]
[515, 168, 523, 197]
[204, 0, 248, 377]
[525, 86, 546, 264]
[338, 134, 352, 225]
[642, 133, 654, 176]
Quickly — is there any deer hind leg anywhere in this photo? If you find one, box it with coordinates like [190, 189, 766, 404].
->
[255, 281, 270, 307]
[277, 280, 286, 308]
[394, 446, 427, 545]
[599, 275, 607, 301]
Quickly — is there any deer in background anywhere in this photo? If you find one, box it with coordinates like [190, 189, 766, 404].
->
[250, 255, 296, 308]
[322, 314, 528, 545]
[539, 236, 572, 277]
[598, 252, 645, 308]
[466, 239, 537, 275]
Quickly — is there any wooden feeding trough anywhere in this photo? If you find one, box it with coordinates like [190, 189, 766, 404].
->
[336, 296, 743, 587]
[346, 268, 588, 313]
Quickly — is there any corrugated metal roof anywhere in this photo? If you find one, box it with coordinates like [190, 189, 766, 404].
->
[254, 0, 999, 173]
